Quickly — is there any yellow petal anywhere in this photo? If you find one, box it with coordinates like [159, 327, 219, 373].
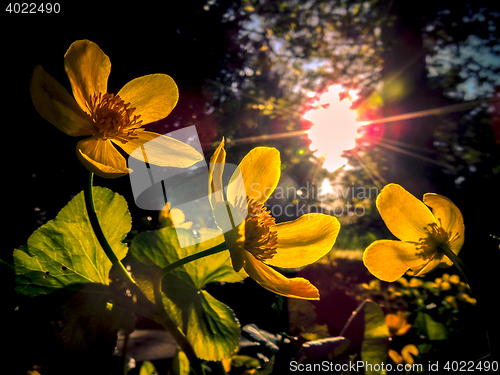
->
[377, 184, 436, 242]
[401, 344, 418, 365]
[115, 131, 203, 168]
[227, 147, 280, 205]
[265, 214, 340, 268]
[117, 74, 178, 125]
[64, 40, 111, 113]
[388, 350, 403, 365]
[363, 240, 426, 282]
[76, 136, 130, 178]
[409, 252, 451, 277]
[159, 203, 175, 227]
[243, 252, 319, 300]
[209, 140, 226, 208]
[30, 66, 95, 136]
[423, 193, 464, 255]
[170, 208, 186, 226]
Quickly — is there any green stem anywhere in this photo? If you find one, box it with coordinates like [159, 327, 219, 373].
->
[84, 171, 204, 375]
[153, 242, 228, 313]
[437, 243, 472, 287]
[84, 172, 140, 292]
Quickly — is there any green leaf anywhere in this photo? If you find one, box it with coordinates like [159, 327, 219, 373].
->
[229, 355, 261, 370]
[288, 299, 330, 340]
[14, 187, 131, 297]
[361, 300, 389, 375]
[130, 227, 246, 361]
[414, 312, 448, 341]
[171, 349, 190, 375]
[139, 360, 158, 375]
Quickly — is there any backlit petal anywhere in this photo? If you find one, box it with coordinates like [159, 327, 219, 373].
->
[423, 193, 464, 255]
[223, 219, 246, 272]
[117, 74, 178, 125]
[227, 147, 280, 205]
[265, 214, 340, 268]
[76, 136, 130, 178]
[30, 66, 95, 136]
[363, 240, 426, 282]
[377, 184, 436, 242]
[243, 252, 319, 300]
[64, 40, 111, 113]
[409, 252, 452, 277]
[209, 140, 226, 208]
[115, 131, 203, 168]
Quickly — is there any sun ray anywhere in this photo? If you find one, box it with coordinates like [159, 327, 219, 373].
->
[359, 99, 484, 126]
[211, 99, 486, 150]
[200, 96, 488, 177]
[350, 150, 387, 189]
[375, 139, 456, 171]
[363, 134, 438, 154]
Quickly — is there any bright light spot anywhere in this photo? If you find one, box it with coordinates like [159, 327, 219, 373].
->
[303, 85, 362, 171]
[319, 178, 333, 196]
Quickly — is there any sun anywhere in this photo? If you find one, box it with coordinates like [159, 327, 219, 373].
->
[303, 85, 363, 171]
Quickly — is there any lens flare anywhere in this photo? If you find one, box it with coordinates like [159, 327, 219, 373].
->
[303, 85, 362, 171]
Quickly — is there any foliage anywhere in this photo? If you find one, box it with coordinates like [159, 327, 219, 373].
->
[130, 228, 245, 361]
[14, 187, 130, 297]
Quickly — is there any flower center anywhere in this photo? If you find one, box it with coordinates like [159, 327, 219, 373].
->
[415, 220, 459, 259]
[86, 92, 143, 142]
[244, 199, 278, 261]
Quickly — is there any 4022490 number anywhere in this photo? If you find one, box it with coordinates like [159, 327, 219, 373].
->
[5, 3, 60, 13]
[444, 361, 498, 372]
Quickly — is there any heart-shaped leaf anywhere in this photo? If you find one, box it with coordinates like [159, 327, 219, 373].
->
[130, 227, 247, 361]
[14, 187, 131, 297]
[414, 312, 447, 341]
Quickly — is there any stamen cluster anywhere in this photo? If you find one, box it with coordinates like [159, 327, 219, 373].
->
[414, 220, 459, 259]
[86, 92, 143, 142]
[244, 200, 278, 261]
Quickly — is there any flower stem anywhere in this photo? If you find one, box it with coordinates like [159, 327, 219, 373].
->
[153, 242, 228, 313]
[84, 172, 139, 292]
[84, 172, 204, 374]
[437, 243, 471, 287]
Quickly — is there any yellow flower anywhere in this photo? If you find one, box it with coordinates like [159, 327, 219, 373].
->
[389, 344, 419, 372]
[363, 184, 464, 282]
[408, 278, 423, 288]
[385, 311, 412, 336]
[458, 292, 477, 305]
[159, 203, 193, 229]
[208, 140, 340, 299]
[30, 40, 202, 178]
[445, 295, 459, 309]
[434, 277, 452, 291]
